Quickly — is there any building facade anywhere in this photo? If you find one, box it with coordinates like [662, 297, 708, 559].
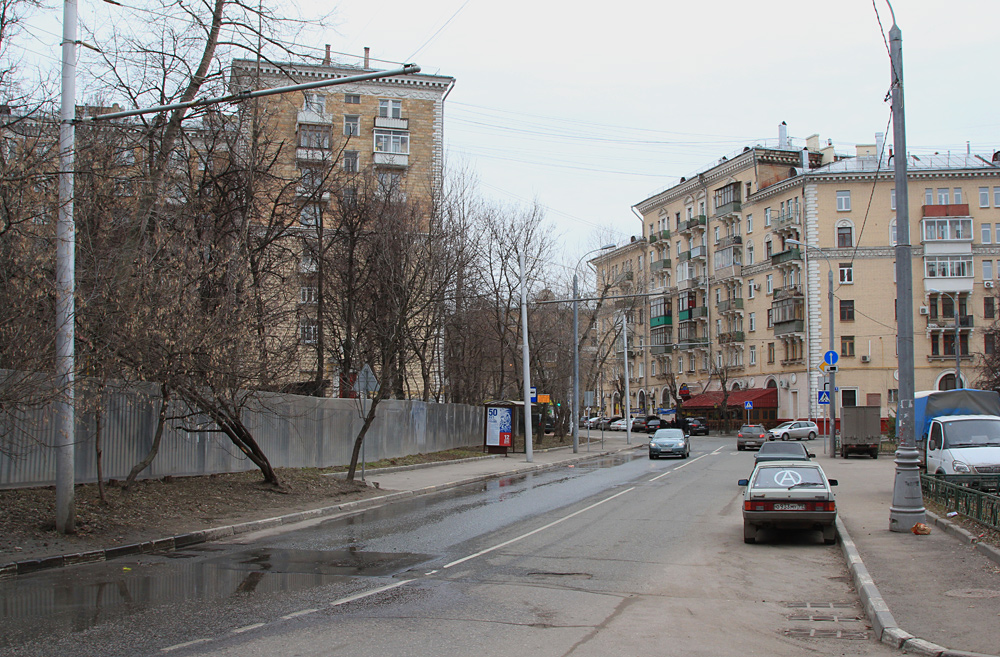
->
[595, 126, 1000, 425]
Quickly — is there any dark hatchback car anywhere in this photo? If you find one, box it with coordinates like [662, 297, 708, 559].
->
[754, 441, 815, 464]
[737, 424, 767, 451]
[645, 415, 662, 433]
[687, 418, 709, 436]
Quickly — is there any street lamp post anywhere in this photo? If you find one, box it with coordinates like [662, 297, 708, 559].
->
[572, 244, 616, 454]
[928, 289, 962, 388]
[788, 238, 836, 458]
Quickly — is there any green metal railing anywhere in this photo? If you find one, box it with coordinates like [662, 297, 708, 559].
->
[921, 473, 1000, 531]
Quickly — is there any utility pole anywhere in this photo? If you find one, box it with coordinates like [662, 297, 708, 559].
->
[887, 11, 927, 532]
[623, 311, 631, 445]
[520, 252, 534, 463]
[828, 266, 836, 459]
[55, 0, 79, 533]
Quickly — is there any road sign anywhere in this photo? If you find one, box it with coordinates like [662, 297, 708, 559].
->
[537, 394, 551, 403]
[818, 390, 831, 405]
[824, 350, 839, 365]
[354, 363, 379, 395]
[744, 401, 753, 410]
[818, 362, 839, 374]
[530, 387, 537, 403]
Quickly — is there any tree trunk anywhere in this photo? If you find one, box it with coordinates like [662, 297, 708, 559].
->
[125, 383, 171, 491]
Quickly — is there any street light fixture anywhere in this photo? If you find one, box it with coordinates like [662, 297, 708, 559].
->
[786, 238, 837, 458]
[573, 243, 616, 453]
[928, 288, 963, 388]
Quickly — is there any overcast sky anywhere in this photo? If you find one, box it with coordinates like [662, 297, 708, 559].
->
[17, 1, 1000, 264]
[309, 0, 999, 259]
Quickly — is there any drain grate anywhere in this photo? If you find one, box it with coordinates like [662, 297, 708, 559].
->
[787, 613, 863, 622]
[783, 601, 856, 609]
[784, 628, 870, 640]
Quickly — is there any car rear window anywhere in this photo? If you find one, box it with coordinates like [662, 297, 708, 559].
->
[753, 466, 825, 488]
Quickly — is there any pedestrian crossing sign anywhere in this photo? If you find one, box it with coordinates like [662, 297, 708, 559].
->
[818, 390, 831, 405]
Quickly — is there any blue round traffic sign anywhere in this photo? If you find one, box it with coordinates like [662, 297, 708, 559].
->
[824, 350, 839, 365]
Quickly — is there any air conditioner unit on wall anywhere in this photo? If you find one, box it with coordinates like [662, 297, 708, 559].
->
[861, 355, 871, 363]
[987, 281, 995, 289]
[779, 381, 789, 388]
[919, 306, 929, 315]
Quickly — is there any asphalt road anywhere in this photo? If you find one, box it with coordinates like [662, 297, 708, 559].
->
[1, 437, 896, 656]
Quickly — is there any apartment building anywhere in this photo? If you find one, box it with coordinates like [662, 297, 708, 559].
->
[595, 125, 1000, 425]
[230, 52, 455, 394]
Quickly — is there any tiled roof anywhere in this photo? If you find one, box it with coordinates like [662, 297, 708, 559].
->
[681, 387, 778, 409]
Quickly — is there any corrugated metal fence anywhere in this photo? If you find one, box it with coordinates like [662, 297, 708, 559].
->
[0, 384, 484, 488]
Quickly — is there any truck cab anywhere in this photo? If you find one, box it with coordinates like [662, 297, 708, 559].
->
[925, 414, 1000, 475]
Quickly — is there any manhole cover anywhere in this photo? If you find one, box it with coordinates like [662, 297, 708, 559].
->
[944, 588, 1000, 599]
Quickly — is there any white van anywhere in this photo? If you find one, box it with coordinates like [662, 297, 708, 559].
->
[925, 414, 1000, 475]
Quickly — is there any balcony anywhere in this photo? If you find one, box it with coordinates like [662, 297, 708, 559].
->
[617, 270, 634, 283]
[717, 234, 742, 248]
[648, 229, 671, 243]
[771, 248, 802, 266]
[922, 204, 970, 218]
[374, 116, 409, 130]
[926, 315, 974, 329]
[650, 314, 673, 328]
[717, 298, 744, 313]
[773, 318, 805, 337]
[690, 245, 708, 260]
[373, 151, 409, 167]
[650, 344, 674, 355]
[678, 276, 706, 291]
[713, 200, 742, 217]
[773, 285, 803, 301]
[650, 258, 672, 272]
[718, 331, 745, 344]
[713, 264, 741, 282]
[679, 215, 707, 232]
[676, 337, 709, 349]
[677, 250, 691, 264]
[296, 147, 333, 162]
[774, 208, 801, 229]
[679, 306, 708, 322]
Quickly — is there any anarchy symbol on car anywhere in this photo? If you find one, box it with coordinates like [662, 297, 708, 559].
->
[774, 470, 802, 486]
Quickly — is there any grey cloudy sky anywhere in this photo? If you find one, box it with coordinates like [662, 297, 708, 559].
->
[313, 0, 999, 256]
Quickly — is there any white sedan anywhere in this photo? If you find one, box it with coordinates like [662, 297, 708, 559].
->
[610, 418, 628, 431]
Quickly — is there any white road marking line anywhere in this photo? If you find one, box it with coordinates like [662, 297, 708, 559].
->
[425, 569, 438, 575]
[442, 487, 637, 569]
[281, 608, 320, 620]
[712, 446, 724, 454]
[329, 579, 414, 607]
[161, 638, 212, 652]
[649, 451, 715, 480]
[232, 623, 266, 634]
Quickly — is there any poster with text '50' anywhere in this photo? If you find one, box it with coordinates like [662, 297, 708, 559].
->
[486, 407, 512, 447]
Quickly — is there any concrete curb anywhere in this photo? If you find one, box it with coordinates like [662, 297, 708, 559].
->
[0, 444, 633, 580]
[836, 516, 1000, 657]
[926, 510, 1000, 567]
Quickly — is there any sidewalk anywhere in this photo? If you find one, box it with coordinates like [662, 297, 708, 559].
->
[3, 430, 999, 656]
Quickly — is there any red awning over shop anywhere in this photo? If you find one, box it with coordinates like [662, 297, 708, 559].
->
[680, 387, 778, 410]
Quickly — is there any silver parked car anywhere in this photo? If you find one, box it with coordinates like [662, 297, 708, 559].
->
[648, 428, 689, 459]
[739, 460, 838, 545]
[767, 420, 819, 442]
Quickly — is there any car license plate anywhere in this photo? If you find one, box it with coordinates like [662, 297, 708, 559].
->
[774, 503, 805, 511]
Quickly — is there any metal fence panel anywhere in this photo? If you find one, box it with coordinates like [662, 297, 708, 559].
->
[0, 385, 484, 488]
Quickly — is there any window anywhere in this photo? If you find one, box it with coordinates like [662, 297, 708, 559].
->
[343, 150, 359, 172]
[923, 217, 972, 241]
[300, 286, 318, 304]
[374, 129, 409, 154]
[837, 224, 853, 248]
[747, 214, 753, 234]
[300, 255, 317, 273]
[937, 188, 950, 205]
[841, 335, 855, 357]
[925, 188, 933, 205]
[890, 188, 896, 210]
[981, 187, 991, 208]
[299, 124, 331, 149]
[985, 260, 994, 281]
[299, 166, 324, 192]
[767, 342, 775, 364]
[299, 204, 321, 227]
[841, 389, 858, 407]
[888, 389, 899, 403]
[931, 333, 940, 356]
[984, 224, 993, 244]
[377, 171, 403, 199]
[764, 208, 771, 227]
[954, 188, 963, 204]
[924, 255, 972, 278]
[890, 219, 897, 246]
[839, 263, 853, 284]
[345, 93, 360, 104]
[748, 279, 756, 299]
[304, 93, 324, 113]
[715, 288, 721, 304]
[986, 296, 995, 320]
[300, 317, 318, 344]
[840, 299, 855, 321]
[995, 187, 1000, 207]
[714, 226, 720, 243]
[837, 190, 851, 211]
[766, 274, 773, 295]
[746, 241, 754, 265]
[988, 332, 997, 356]
[765, 239, 773, 258]
[767, 308, 773, 328]
[749, 312, 756, 331]
[996, 223, 1000, 244]
[379, 99, 402, 119]
[344, 115, 360, 137]
[749, 345, 757, 365]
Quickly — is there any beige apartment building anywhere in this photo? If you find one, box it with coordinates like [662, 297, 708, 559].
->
[230, 53, 455, 394]
[595, 126, 1000, 425]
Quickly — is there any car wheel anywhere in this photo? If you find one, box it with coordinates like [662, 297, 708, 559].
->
[648, 453, 655, 460]
[871, 449, 879, 459]
[737, 444, 744, 451]
[781, 433, 788, 441]
[808, 432, 816, 441]
[683, 451, 689, 459]
[743, 521, 757, 544]
[823, 525, 837, 545]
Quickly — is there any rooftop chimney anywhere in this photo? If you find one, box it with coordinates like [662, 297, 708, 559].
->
[323, 44, 331, 66]
[779, 121, 788, 149]
[875, 132, 885, 164]
[364, 47, 370, 68]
